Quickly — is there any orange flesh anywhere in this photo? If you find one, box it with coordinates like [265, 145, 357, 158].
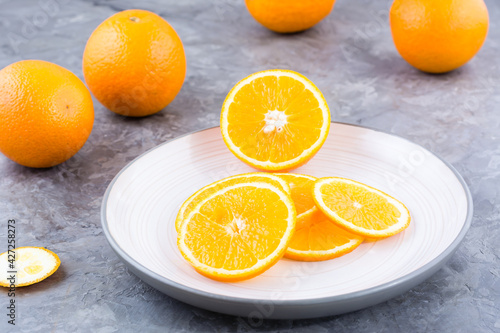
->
[227, 75, 325, 163]
[275, 174, 316, 216]
[288, 209, 362, 252]
[183, 185, 291, 270]
[175, 173, 289, 232]
[320, 182, 402, 231]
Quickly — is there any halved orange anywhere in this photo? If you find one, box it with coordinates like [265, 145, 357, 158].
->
[175, 172, 290, 233]
[275, 173, 363, 261]
[177, 181, 296, 282]
[313, 177, 411, 238]
[0, 247, 60, 287]
[220, 70, 330, 171]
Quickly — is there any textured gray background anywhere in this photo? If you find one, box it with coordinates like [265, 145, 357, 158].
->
[0, 0, 499, 332]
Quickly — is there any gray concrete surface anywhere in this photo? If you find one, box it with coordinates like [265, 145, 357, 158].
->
[0, 0, 499, 332]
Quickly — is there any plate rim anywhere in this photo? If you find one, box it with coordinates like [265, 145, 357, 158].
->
[100, 122, 473, 307]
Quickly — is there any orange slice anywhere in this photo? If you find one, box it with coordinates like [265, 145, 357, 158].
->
[274, 173, 317, 217]
[175, 172, 290, 233]
[0, 247, 60, 287]
[220, 69, 330, 171]
[275, 173, 363, 261]
[313, 177, 411, 238]
[177, 181, 296, 282]
[286, 209, 364, 261]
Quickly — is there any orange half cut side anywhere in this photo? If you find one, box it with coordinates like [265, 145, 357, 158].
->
[221, 70, 330, 171]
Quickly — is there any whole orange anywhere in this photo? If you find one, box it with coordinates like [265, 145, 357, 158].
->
[390, 0, 489, 73]
[83, 9, 186, 117]
[245, 0, 336, 33]
[0, 60, 94, 168]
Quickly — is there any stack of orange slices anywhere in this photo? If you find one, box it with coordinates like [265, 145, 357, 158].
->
[176, 172, 411, 282]
[176, 70, 411, 282]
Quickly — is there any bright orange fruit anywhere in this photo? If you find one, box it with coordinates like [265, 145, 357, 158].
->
[177, 181, 296, 282]
[245, 0, 336, 33]
[313, 177, 411, 239]
[220, 70, 330, 171]
[0, 60, 94, 168]
[390, 0, 489, 73]
[83, 9, 186, 116]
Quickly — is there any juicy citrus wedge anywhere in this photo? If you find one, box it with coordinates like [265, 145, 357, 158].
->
[0, 247, 60, 287]
[275, 173, 363, 261]
[175, 172, 291, 233]
[285, 209, 364, 261]
[313, 177, 411, 238]
[274, 173, 317, 217]
[177, 181, 296, 282]
[220, 69, 330, 171]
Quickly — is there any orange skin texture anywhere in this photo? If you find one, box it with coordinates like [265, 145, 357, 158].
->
[0, 60, 94, 168]
[245, 0, 336, 33]
[390, 0, 489, 73]
[83, 9, 186, 117]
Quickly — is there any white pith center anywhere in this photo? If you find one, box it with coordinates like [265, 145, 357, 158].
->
[263, 110, 287, 134]
[353, 201, 362, 209]
[227, 216, 246, 234]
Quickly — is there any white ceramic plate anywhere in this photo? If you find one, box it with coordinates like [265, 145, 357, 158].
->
[101, 123, 472, 319]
